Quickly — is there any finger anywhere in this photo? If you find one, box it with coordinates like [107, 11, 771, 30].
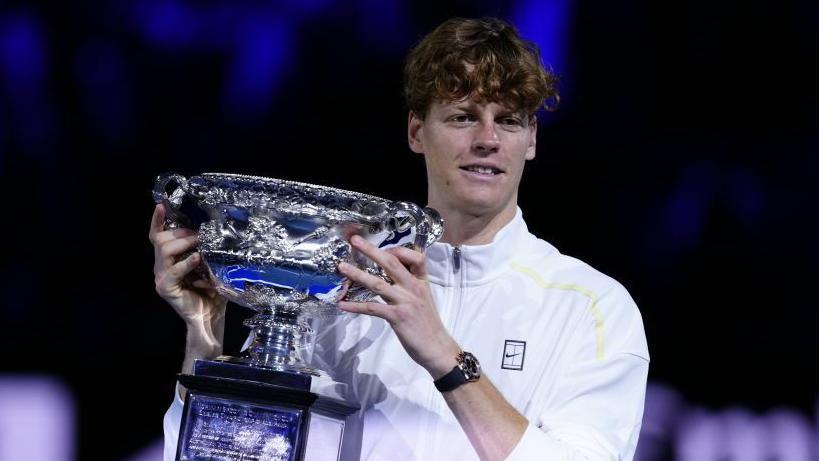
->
[165, 252, 203, 283]
[149, 203, 166, 242]
[151, 203, 198, 245]
[338, 261, 402, 302]
[152, 227, 197, 246]
[337, 300, 392, 321]
[333, 280, 352, 303]
[386, 246, 427, 278]
[191, 279, 213, 290]
[191, 279, 219, 299]
[350, 235, 414, 285]
[156, 235, 199, 265]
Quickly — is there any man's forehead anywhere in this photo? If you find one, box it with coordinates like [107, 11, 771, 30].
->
[434, 97, 526, 114]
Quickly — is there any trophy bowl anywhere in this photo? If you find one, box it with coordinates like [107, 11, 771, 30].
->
[153, 172, 444, 376]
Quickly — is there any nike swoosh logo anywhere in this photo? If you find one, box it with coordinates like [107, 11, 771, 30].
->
[505, 352, 521, 358]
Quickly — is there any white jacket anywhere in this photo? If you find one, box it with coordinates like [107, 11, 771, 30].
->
[164, 208, 649, 460]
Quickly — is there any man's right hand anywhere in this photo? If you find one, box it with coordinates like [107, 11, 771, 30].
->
[149, 203, 227, 377]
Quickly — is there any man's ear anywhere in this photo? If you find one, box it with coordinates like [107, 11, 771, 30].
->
[408, 111, 425, 154]
[525, 116, 537, 161]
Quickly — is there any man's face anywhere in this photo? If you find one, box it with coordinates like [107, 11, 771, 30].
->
[408, 98, 537, 217]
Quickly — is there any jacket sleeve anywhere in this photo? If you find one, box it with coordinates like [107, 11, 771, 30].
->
[162, 384, 185, 461]
[506, 284, 650, 461]
[505, 352, 649, 460]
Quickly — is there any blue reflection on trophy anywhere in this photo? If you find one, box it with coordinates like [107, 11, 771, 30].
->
[154, 172, 444, 461]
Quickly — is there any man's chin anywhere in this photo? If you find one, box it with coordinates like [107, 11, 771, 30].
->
[456, 199, 509, 218]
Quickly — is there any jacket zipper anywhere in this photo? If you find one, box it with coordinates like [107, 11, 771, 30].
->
[427, 245, 464, 458]
[451, 246, 464, 337]
[453, 246, 462, 272]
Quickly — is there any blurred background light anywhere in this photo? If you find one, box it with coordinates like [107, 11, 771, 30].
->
[0, 377, 74, 461]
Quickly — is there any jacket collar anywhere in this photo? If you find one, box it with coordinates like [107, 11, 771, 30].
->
[425, 207, 542, 286]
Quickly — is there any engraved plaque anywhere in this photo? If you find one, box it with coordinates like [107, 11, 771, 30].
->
[179, 393, 303, 461]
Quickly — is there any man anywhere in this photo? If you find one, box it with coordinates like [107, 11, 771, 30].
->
[152, 17, 649, 460]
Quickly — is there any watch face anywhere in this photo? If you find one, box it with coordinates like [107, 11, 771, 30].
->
[459, 352, 481, 381]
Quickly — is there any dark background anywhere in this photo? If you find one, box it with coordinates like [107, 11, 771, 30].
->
[1, 0, 817, 459]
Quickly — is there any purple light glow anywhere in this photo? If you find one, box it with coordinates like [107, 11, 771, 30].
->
[354, 0, 412, 54]
[722, 408, 768, 461]
[674, 409, 723, 461]
[662, 163, 717, 249]
[72, 39, 134, 148]
[509, 0, 569, 81]
[0, 11, 58, 154]
[635, 383, 686, 461]
[767, 409, 814, 461]
[0, 376, 75, 461]
[137, 1, 198, 49]
[223, 13, 293, 119]
[0, 12, 46, 88]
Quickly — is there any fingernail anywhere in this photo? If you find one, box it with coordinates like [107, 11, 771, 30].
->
[351, 235, 364, 246]
[338, 262, 350, 272]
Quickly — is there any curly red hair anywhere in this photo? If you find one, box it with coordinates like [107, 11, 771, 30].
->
[404, 17, 559, 119]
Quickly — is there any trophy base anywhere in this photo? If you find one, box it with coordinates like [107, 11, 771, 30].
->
[214, 355, 323, 378]
[176, 359, 359, 461]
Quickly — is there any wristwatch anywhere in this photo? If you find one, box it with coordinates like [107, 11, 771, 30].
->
[434, 351, 481, 392]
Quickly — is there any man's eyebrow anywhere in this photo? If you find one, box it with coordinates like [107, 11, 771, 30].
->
[496, 109, 527, 118]
[450, 103, 475, 111]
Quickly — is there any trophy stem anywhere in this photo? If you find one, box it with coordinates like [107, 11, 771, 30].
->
[244, 310, 319, 376]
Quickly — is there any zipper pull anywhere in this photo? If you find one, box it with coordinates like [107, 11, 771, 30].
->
[453, 246, 461, 272]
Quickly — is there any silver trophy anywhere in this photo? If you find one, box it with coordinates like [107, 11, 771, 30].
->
[153, 172, 444, 460]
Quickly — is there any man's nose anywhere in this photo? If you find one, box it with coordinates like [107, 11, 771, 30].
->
[471, 122, 500, 154]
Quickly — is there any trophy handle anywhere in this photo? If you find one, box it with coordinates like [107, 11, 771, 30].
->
[153, 173, 193, 229]
[390, 201, 428, 250]
[343, 202, 445, 302]
[421, 206, 445, 248]
[389, 202, 445, 250]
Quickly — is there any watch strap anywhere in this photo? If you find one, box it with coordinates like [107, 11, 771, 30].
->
[433, 351, 480, 392]
[434, 365, 467, 392]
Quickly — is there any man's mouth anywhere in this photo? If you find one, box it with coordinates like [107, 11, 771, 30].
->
[460, 165, 503, 175]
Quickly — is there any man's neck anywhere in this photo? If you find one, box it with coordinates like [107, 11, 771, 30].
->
[432, 202, 518, 246]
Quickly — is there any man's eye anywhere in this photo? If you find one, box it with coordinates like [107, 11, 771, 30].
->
[499, 117, 523, 126]
[450, 114, 473, 123]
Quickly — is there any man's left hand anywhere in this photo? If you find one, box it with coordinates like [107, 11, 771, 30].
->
[337, 235, 460, 379]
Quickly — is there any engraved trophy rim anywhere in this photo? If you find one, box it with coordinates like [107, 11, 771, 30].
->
[202, 171, 390, 202]
[196, 172, 445, 248]
[197, 172, 393, 208]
